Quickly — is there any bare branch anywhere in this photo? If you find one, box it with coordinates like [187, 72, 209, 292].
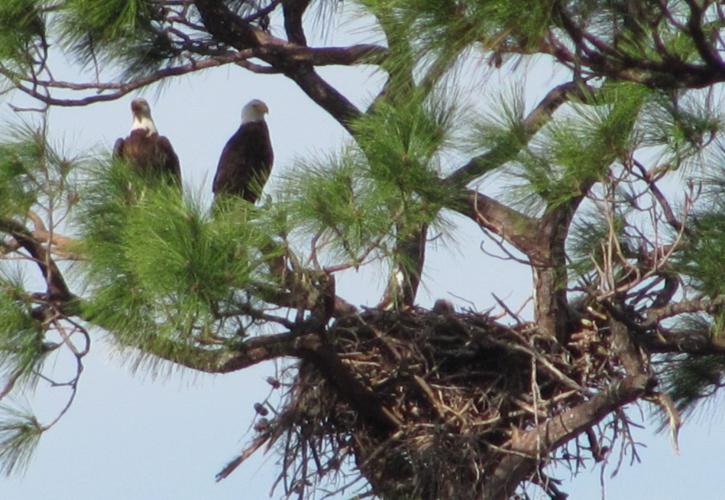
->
[455, 189, 541, 259]
[2, 54, 253, 106]
[482, 374, 654, 500]
[0, 218, 73, 301]
[193, 0, 365, 129]
[642, 295, 725, 327]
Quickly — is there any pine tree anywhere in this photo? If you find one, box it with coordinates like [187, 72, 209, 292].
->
[1, 1, 724, 498]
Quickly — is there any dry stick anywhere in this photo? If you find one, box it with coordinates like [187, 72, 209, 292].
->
[216, 433, 269, 481]
[490, 328, 590, 395]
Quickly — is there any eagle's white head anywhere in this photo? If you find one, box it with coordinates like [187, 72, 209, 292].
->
[130, 98, 158, 135]
[241, 99, 269, 124]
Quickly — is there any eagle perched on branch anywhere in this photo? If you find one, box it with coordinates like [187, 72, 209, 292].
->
[113, 98, 181, 183]
[212, 99, 273, 203]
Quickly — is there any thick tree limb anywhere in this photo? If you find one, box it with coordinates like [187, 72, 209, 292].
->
[138, 328, 401, 432]
[642, 295, 725, 327]
[482, 373, 655, 500]
[379, 224, 428, 308]
[193, 0, 364, 129]
[534, 198, 592, 342]
[282, 0, 312, 45]
[455, 190, 541, 258]
[136, 330, 311, 374]
[444, 82, 600, 341]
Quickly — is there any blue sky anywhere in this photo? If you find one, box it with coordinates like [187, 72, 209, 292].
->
[1, 5, 724, 500]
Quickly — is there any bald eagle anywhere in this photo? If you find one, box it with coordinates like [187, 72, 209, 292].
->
[212, 99, 273, 203]
[113, 98, 181, 183]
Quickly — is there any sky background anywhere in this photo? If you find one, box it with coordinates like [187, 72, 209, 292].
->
[1, 4, 724, 499]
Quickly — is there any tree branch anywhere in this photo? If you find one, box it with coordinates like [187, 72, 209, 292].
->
[454, 189, 541, 258]
[133, 327, 402, 432]
[642, 295, 725, 327]
[193, 0, 365, 129]
[684, 0, 723, 69]
[482, 373, 655, 500]
[641, 327, 725, 355]
[296, 336, 402, 432]
[282, 0, 311, 46]
[445, 81, 589, 187]
[552, 2, 725, 88]
[122, 329, 309, 374]
[2, 53, 254, 106]
[0, 218, 73, 301]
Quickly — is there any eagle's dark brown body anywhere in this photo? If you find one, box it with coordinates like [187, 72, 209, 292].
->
[113, 130, 181, 182]
[113, 98, 181, 184]
[213, 100, 273, 203]
[212, 121, 273, 203]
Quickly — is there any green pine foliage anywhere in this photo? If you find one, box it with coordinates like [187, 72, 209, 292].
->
[641, 91, 724, 170]
[0, 272, 46, 390]
[0, 121, 78, 220]
[0, 122, 81, 216]
[61, 0, 154, 47]
[479, 82, 647, 212]
[60, 0, 177, 78]
[677, 208, 725, 299]
[661, 349, 725, 417]
[567, 207, 627, 280]
[76, 160, 276, 348]
[674, 160, 725, 299]
[282, 150, 392, 262]
[281, 92, 458, 266]
[0, 144, 37, 219]
[471, 85, 529, 171]
[375, 0, 555, 56]
[0, 0, 45, 68]
[0, 402, 42, 476]
[353, 91, 459, 200]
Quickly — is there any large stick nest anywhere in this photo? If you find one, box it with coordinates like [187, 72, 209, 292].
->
[239, 306, 626, 499]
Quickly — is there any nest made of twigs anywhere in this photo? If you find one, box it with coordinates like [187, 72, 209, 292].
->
[241, 306, 620, 499]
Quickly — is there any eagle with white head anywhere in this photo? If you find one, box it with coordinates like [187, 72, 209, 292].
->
[113, 98, 181, 182]
[212, 99, 273, 203]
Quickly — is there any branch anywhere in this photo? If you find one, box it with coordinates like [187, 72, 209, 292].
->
[631, 159, 688, 235]
[454, 189, 541, 258]
[2, 54, 255, 106]
[641, 326, 725, 355]
[482, 373, 655, 500]
[276, 44, 386, 66]
[130, 329, 311, 374]
[193, 0, 365, 129]
[445, 81, 590, 187]
[684, 0, 723, 69]
[642, 295, 725, 327]
[0, 218, 73, 301]
[136, 327, 401, 432]
[282, 0, 312, 45]
[26, 211, 78, 258]
[552, 3, 725, 88]
[296, 336, 402, 432]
